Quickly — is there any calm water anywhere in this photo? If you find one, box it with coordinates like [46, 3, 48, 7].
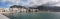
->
[4, 12, 60, 19]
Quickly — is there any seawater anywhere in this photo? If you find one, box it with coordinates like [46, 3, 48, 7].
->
[4, 12, 60, 19]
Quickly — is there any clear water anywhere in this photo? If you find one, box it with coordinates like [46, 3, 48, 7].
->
[4, 12, 60, 19]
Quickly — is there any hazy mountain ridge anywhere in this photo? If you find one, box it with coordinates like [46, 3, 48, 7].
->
[10, 5, 60, 12]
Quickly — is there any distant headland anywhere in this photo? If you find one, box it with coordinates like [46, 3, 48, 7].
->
[0, 5, 60, 14]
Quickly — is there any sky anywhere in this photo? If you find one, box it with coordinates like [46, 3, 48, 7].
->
[0, 0, 60, 8]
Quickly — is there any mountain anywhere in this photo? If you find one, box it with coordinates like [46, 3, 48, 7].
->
[10, 5, 26, 8]
[37, 5, 60, 12]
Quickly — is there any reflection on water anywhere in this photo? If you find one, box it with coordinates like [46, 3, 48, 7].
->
[3, 12, 60, 19]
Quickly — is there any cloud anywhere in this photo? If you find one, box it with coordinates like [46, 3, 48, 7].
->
[1, 0, 60, 8]
[0, 0, 30, 6]
[27, 0, 60, 7]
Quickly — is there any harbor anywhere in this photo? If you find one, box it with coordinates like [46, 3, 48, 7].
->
[2, 12, 60, 19]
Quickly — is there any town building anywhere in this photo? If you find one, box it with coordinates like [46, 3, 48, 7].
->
[0, 8, 39, 14]
[0, 8, 4, 13]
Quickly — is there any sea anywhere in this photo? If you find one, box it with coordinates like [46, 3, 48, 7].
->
[3, 12, 60, 19]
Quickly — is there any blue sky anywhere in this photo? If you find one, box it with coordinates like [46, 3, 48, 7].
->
[0, 0, 60, 8]
[0, 0, 29, 8]
[0, 1, 13, 8]
[0, 0, 12, 8]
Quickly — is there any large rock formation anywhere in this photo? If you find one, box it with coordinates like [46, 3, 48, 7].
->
[10, 5, 26, 8]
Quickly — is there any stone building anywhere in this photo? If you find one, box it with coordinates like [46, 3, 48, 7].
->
[0, 8, 10, 14]
[9, 8, 27, 13]
[0, 8, 4, 13]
